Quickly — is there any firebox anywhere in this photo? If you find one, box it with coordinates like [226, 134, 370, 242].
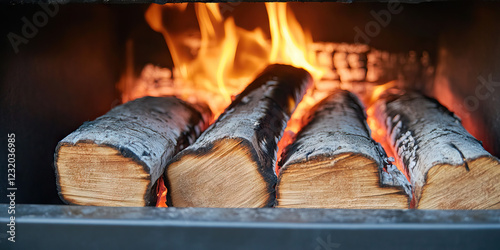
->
[1, 0, 500, 249]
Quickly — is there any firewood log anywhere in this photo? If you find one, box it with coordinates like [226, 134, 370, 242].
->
[54, 96, 210, 206]
[165, 64, 313, 208]
[373, 91, 500, 209]
[276, 90, 411, 209]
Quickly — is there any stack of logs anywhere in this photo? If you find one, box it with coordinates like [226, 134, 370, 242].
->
[55, 64, 500, 209]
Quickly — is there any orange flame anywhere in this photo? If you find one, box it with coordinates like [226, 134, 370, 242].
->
[131, 4, 413, 205]
[367, 80, 397, 106]
[140, 3, 324, 119]
[266, 3, 324, 80]
[143, 3, 269, 118]
[156, 176, 168, 207]
[365, 81, 410, 180]
[365, 81, 396, 146]
[137, 3, 330, 206]
[264, 3, 327, 171]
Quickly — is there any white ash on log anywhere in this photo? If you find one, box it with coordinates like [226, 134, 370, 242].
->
[277, 90, 411, 209]
[54, 96, 210, 206]
[373, 91, 500, 209]
[165, 64, 313, 208]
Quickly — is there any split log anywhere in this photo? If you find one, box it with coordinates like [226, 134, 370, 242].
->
[165, 64, 313, 208]
[54, 96, 210, 206]
[276, 90, 411, 209]
[373, 91, 500, 209]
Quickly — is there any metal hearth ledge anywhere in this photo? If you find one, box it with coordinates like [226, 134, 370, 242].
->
[1, 204, 499, 249]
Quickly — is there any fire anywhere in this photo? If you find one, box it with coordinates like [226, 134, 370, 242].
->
[264, 3, 327, 171]
[144, 3, 268, 116]
[365, 81, 410, 180]
[125, 4, 413, 207]
[365, 81, 397, 143]
[364, 80, 398, 141]
[156, 176, 168, 207]
[367, 80, 397, 106]
[140, 3, 324, 119]
[137, 3, 328, 206]
[266, 3, 324, 79]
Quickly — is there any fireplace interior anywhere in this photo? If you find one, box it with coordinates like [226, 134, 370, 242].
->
[1, 0, 500, 248]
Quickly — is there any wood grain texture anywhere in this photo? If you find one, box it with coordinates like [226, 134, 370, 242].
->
[55, 96, 209, 206]
[165, 64, 313, 208]
[277, 90, 410, 208]
[373, 91, 500, 209]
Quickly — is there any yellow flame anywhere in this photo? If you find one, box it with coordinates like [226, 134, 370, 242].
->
[267, 3, 326, 168]
[216, 18, 238, 104]
[266, 3, 324, 80]
[368, 80, 397, 106]
[142, 4, 328, 177]
[144, 4, 275, 117]
[140, 2, 386, 201]
[364, 80, 399, 142]
[141, 3, 325, 119]
[364, 81, 410, 180]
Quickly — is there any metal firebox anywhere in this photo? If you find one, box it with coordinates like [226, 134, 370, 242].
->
[1, 204, 500, 249]
[2, 1, 500, 249]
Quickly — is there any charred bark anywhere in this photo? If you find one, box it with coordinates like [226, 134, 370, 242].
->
[277, 90, 411, 209]
[55, 96, 210, 206]
[373, 91, 500, 209]
[165, 64, 313, 208]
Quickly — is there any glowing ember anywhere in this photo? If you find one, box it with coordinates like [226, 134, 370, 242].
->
[139, 3, 328, 207]
[264, 3, 328, 171]
[365, 81, 397, 147]
[125, 3, 417, 207]
[156, 176, 168, 207]
[365, 82, 410, 180]
[136, 3, 326, 119]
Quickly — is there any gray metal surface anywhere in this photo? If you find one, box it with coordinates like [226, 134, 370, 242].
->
[1, 204, 499, 249]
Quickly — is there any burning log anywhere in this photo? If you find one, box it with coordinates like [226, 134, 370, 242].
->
[373, 91, 500, 209]
[276, 90, 411, 209]
[54, 97, 210, 206]
[165, 64, 313, 207]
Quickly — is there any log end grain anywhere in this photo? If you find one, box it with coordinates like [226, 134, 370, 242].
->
[166, 138, 275, 208]
[55, 142, 151, 207]
[277, 152, 409, 209]
[374, 91, 500, 209]
[418, 156, 500, 209]
[54, 96, 209, 207]
[164, 65, 310, 208]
